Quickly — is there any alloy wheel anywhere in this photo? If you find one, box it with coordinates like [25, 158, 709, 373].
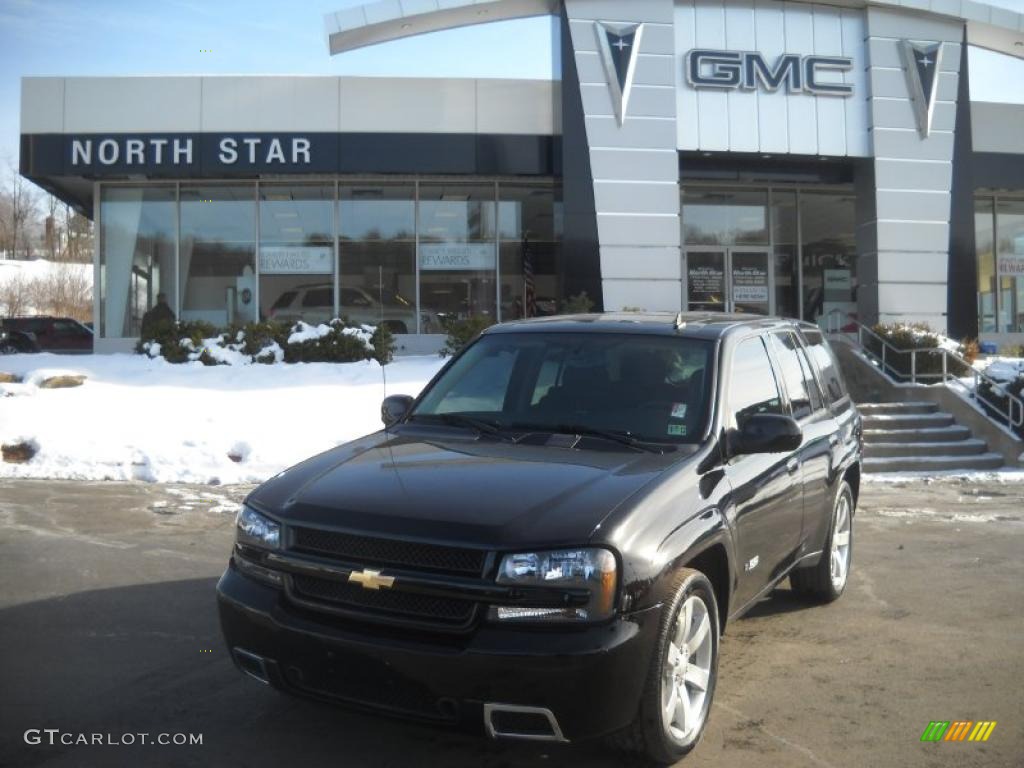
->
[661, 594, 713, 744]
[830, 493, 852, 590]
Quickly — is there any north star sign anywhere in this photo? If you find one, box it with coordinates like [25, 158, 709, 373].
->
[686, 49, 854, 96]
[69, 136, 313, 167]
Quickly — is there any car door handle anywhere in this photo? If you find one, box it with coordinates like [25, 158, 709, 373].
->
[786, 458, 800, 475]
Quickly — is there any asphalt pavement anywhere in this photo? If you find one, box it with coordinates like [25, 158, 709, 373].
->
[0, 477, 1021, 767]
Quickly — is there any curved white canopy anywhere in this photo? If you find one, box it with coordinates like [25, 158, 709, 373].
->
[324, 0, 1024, 59]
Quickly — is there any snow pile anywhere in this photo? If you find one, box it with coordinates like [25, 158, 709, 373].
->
[288, 321, 376, 349]
[0, 352, 445, 484]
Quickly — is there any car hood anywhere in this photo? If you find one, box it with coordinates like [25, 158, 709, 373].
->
[247, 426, 696, 550]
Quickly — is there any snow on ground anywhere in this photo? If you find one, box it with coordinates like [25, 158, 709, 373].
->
[864, 469, 1024, 484]
[0, 352, 445, 484]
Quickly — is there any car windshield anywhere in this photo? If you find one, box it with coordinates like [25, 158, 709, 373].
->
[412, 332, 715, 445]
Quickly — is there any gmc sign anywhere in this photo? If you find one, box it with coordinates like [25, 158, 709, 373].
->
[686, 49, 854, 96]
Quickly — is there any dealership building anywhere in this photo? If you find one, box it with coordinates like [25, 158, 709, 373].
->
[18, 0, 1024, 353]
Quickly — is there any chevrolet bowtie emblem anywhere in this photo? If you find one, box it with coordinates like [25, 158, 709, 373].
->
[348, 569, 395, 590]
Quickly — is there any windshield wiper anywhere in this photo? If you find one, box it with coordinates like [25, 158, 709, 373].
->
[409, 413, 512, 441]
[509, 423, 665, 453]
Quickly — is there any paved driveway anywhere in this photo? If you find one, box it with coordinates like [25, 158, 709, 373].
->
[1, 478, 1021, 767]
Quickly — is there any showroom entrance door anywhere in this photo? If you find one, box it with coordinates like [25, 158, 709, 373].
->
[684, 247, 773, 315]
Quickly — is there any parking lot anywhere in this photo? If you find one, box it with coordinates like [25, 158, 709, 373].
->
[1, 477, 1021, 768]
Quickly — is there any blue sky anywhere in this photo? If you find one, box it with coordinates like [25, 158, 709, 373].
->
[0, 0, 554, 167]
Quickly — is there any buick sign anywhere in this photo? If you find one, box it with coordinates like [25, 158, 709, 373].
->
[686, 49, 853, 96]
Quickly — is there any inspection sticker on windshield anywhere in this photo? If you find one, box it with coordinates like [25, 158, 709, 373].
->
[670, 403, 688, 420]
[667, 424, 687, 436]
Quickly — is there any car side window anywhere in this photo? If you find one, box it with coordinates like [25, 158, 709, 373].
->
[802, 330, 847, 405]
[727, 337, 783, 431]
[302, 288, 332, 308]
[795, 340, 824, 413]
[769, 332, 813, 419]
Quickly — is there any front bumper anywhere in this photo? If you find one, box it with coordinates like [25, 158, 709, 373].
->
[216, 563, 661, 742]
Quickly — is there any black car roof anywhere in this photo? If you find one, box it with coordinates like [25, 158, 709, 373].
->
[485, 312, 817, 341]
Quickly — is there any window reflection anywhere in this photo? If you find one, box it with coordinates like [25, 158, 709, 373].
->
[976, 197, 997, 333]
[996, 199, 1024, 333]
[800, 192, 857, 326]
[260, 184, 334, 324]
[418, 183, 497, 324]
[682, 189, 769, 245]
[180, 185, 256, 326]
[338, 184, 421, 334]
[100, 186, 177, 337]
[498, 183, 561, 319]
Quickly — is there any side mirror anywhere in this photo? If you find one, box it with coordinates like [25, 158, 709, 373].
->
[732, 413, 802, 456]
[381, 394, 414, 427]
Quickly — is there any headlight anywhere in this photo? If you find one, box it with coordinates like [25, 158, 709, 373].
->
[235, 505, 280, 550]
[490, 548, 617, 623]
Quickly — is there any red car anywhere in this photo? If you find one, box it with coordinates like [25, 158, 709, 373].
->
[1, 316, 93, 354]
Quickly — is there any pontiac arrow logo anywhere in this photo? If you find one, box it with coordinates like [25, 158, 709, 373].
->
[595, 21, 644, 126]
[348, 569, 395, 590]
[900, 40, 944, 138]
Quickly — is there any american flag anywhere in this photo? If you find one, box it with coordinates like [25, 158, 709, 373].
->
[522, 236, 537, 318]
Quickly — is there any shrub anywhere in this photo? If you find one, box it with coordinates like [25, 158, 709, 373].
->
[561, 291, 595, 314]
[960, 338, 980, 365]
[864, 323, 970, 380]
[137, 317, 393, 366]
[137, 320, 218, 364]
[441, 315, 494, 357]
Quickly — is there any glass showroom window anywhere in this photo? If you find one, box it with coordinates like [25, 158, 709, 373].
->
[771, 190, 798, 320]
[682, 188, 769, 246]
[180, 185, 257, 326]
[99, 185, 176, 338]
[338, 183, 419, 334]
[499, 183, 561, 320]
[800, 192, 857, 326]
[259, 184, 334, 324]
[976, 197, 997, 333]
[418, 183, 498, 325]
[996, 198, 1024, 333]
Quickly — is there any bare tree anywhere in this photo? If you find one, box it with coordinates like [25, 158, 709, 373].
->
[0, 159, 40, 260]
[63, 204, 94, 263]
[0, 272, 34, 316]
[28, 262, 92, 321]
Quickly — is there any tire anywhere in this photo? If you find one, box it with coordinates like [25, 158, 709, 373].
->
[382, 321, 407, 335]
[0, 343, 17, 355]
[790, 480, 854, 602]
[609, 568, 720, 765]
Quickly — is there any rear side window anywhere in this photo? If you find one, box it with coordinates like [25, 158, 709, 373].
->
[769, 331, 818, 419]
[302, 288, 332, 308]
[727, 337, 783, 431]
[801, 329, 847, 404]
[270, 291, 297, 310]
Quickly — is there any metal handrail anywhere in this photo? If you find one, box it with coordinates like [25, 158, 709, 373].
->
[823, 309, 1024, 430]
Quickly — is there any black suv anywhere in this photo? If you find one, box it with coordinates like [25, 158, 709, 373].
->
[217, 313, 861, 764]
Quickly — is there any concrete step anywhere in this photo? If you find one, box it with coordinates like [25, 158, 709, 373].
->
[863, 453, 1004, 474]
[861, 412, 954, 430]
[857, 401, 938, 416]
[864, 438, 988, 458]
[863, 425, 972, 443]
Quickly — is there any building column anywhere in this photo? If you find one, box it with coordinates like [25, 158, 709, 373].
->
[862, 7, 964, 333]
[563, 0, 681, 312]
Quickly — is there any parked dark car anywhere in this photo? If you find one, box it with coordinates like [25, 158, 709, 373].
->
[0, 327, 39, 354]
[1, 316, 93, 353]
[217, 313, 862, 764]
